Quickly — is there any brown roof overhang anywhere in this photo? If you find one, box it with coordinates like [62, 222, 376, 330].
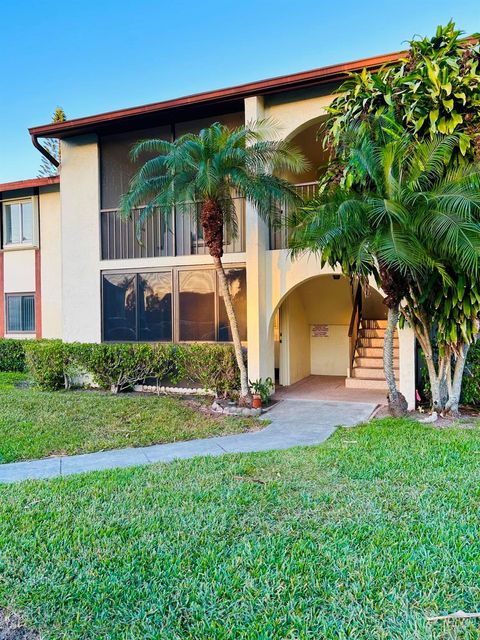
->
[0, 176, 60, 192]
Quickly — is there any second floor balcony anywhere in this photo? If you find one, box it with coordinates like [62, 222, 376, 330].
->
[269, 181, 317, 251]
[100, 182, 318, 261]
[101, 197, 246, 260]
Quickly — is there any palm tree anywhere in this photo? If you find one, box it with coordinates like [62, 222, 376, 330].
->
[120, 120, 307, 403]
[291, 123, 480, 415]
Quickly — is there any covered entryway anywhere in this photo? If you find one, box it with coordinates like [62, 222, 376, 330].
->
[273, 375, 387, 405]
[273, 274, 388, 403]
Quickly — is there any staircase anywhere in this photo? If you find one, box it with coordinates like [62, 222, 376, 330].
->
[345, 319, 399, 390]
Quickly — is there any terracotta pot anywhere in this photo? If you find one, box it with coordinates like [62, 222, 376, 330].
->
[252, 394, 262, 409]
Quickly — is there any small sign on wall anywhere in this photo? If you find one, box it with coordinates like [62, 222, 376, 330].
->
[312, 324, 329, 337]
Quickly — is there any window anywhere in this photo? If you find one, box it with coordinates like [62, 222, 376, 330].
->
[219, 268, 247, 341]
[102, 267, 246, 343]
[179, 270, 216, 341]
[6, 294, 35, 333]
[102, 272, 172, 342]
[3, 201, 34, 246]
[178, 267, 247, 342]
[138, 272, 172, 341]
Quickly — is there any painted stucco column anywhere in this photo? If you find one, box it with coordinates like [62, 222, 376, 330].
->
[244, 96, 275, 382]
[60, 135, 101, 343]
[398, 325, 416, 410]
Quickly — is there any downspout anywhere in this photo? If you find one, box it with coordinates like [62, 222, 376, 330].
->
[31, 133, 60, 168]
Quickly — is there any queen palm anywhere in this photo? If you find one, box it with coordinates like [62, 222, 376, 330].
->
[120, 121, 307, 403]
[291, 123, 480, 415]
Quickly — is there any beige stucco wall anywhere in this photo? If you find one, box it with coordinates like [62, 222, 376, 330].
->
[310, 325, 349, 376]
[264, 92, 334, 141]
[60, 135, 102, 342]
[39, 188, 62, 338]
[3, 249, 36, 293]
[280, 289, 310, 385]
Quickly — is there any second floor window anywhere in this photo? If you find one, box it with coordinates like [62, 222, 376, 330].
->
[3, 201, 33, 246]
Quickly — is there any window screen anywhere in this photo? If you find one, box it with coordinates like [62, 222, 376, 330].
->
[102, 272, 172, 342]
[6, 294, 35, 332]
[218, 268, 247, 341]
[179, 270, 216, 341]
[138, 272, 172, 341]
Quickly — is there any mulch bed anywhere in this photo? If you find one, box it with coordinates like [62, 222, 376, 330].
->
[0, 610, 38, 640]
[374, 404, 480, 428]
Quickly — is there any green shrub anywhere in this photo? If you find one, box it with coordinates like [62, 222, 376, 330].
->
[0, 339, 26, 372]
[175, 344, 241, 397]
[71, 342, 176, 393]
[24, 340, 66, 390]
[23, 340, 242, 396]
[461, 341, 480, 406]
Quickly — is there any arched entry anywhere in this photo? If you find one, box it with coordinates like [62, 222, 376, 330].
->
[272, 275, 386, 391]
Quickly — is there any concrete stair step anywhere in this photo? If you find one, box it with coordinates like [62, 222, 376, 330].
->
[352, 367, 399, 380]
[345, 377, 389, 390]
[362, 319, 388, 329]
[358, 328, 390, 338]
[357, 346, 399, 357]
[355, 357, 399, 368]
[357, 337, 397, 348]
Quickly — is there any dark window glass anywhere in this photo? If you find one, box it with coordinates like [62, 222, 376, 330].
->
[179, 270, 215, 341]
[138, 272, 172, 341]
[103, 274, 136, 341]
[6, 294, 35, 332]
[218, 268, 247, 341]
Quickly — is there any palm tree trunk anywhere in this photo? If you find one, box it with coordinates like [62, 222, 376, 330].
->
[213, 256, 250, 401]
[384, 305, 407, 416]
[202, 199, 251, 403]
[445, 344, 469, 416]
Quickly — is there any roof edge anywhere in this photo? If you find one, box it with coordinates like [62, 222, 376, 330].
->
[29, 50, 404, 138]
[0, 176, 60, 192]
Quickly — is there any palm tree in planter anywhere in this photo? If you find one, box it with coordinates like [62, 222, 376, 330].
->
[290, 123, 480, 415]
[120, 121, 307, 404]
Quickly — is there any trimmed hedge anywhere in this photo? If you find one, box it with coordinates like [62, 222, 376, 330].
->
[23, 340, 242, 396]
[0, 339, 26, 372]
[24, 340, 66, 390]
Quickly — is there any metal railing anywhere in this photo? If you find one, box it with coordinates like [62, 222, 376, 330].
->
[269, 181, 317, 250]
[100, 198, 246, 260]
[348, 283, 363, 375]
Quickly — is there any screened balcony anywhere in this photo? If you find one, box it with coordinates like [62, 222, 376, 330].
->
[100, 198, 246, 260]
[269, 181, 317, 250]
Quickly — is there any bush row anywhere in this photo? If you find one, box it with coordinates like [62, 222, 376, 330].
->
[0, 339, 26, 372]
[22, 340, 242, 396]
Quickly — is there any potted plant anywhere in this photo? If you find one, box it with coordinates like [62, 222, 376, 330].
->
[249, 377, 275, 409]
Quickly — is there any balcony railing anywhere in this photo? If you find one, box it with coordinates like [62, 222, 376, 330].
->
[269, 181, 317, 250]
[101, 198, 246, 260]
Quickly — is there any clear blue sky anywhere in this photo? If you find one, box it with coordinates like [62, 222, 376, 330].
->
[0, 0, 478, 182]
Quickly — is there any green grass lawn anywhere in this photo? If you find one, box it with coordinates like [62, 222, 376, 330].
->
[0, 373, 261, 463]
[0, 419, 479, 639]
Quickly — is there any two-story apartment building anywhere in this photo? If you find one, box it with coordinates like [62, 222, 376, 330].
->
[1, 49, 417, 408]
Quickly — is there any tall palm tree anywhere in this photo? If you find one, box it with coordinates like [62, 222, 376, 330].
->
[120, 121, 307, 403]
[291, 124, 480, 415]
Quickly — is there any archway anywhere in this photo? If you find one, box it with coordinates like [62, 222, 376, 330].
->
[270, 275, 387, 402]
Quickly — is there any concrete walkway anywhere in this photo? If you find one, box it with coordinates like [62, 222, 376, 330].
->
[0, 399, 377, 484]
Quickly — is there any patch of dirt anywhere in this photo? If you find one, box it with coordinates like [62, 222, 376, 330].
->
[0, 610, 39, 640]
[373, 405, 480, 428]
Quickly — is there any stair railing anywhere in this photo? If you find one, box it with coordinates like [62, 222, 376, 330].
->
[348, 283, 363, 376]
